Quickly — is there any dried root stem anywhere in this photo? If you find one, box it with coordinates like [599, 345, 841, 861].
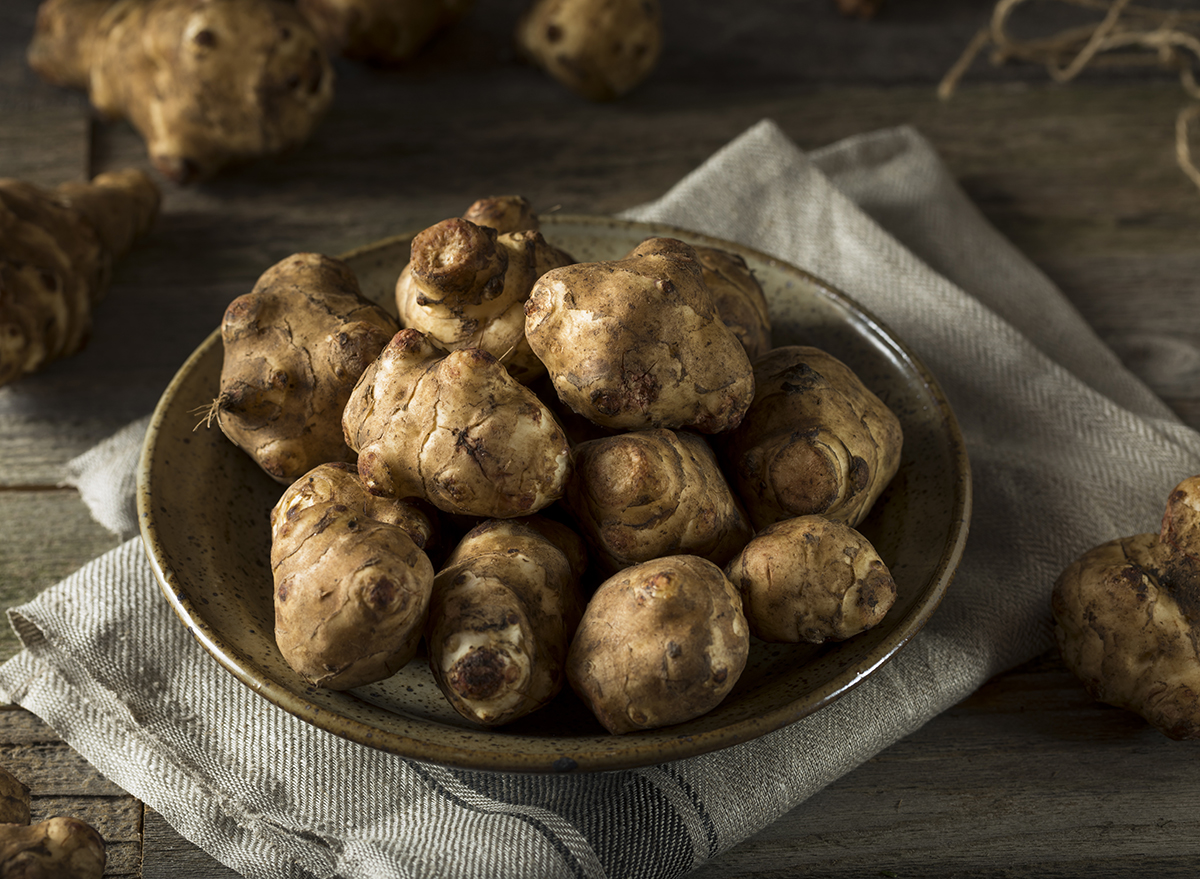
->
[939, 0, 1200, 191]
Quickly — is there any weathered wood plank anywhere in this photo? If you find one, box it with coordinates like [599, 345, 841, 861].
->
[141, 809, 243, 879]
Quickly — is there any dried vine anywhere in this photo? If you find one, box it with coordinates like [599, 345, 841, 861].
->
[939, 0, 1200, 190]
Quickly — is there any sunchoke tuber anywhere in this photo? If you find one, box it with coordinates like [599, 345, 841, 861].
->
[565, 428, 753, 574]
[28, 0, 334, 183]
[342, 328, 572, 518]
[461, 194, 540, 234]
[271, 461, 436, 689]
[216, 252, 399, 484]
[0, 168, 159, 387]
[515, 0, 663, 101]
[524, 236, 754, 433]
[724, 515, 896, 643]
[567, 554, 749, 734]
[1052, 474, 1200, 739]
[0, 763, 105, 879]
[723, 345, 903, 529]
[426, 516, 587, 726]
[394, 215, 574, 383]
[297, 0, 471, 64]
[692, 244, 772, 362]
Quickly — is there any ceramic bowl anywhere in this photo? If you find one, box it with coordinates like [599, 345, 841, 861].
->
[137, 215, 971, 773]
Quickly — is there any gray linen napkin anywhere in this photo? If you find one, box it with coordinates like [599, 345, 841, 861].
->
[5, 119, 1200, 879]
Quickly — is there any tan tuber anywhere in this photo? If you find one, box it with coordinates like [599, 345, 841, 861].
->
[342, 328, 572, 518]
[216, 252, 399, 484]
[0, 764, 105, 879]
[0, 168, 159, 387]
[692, 244, 772, 362]
[1052, 474, 1200, 739]
[515, 0, 663, 101]
[723, 345, 903, 530]
[394, 215, 574, 383]
[524, 236, 755, 434]
[426, 517, 588, 726]
[567, 554, 749, 734]
[28, 0, 334, 183]
[565, 428, 753, 574]
[271, 461, 437, 689]
[725, 515, 896, 643]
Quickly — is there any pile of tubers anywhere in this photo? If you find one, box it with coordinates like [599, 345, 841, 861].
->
[215, 195, 905, 735]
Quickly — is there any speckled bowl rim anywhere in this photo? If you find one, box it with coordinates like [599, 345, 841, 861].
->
[138, 215, 971, 774]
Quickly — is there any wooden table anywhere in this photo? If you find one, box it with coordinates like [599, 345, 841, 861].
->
[5, 1, 1200, 875]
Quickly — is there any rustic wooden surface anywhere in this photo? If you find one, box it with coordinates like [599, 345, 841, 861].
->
[4, 0, 1200, 876]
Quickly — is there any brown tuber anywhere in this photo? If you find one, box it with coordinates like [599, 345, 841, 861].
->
[0, 764, 105, 879]
[567, 554, 749, 734]
[723, 345, 903, 530]
[565, 428, 753, 574]
[297, 0, 472, 65]
[0, 168, 159, 387]
[725, 515, 896, 643]
[524, 236, 755, 434]
[426, 516, 588, 726]
[1052, 474, 1200, 739]
[216, 252, 399, 484]
[692, 244, 772, 362]
[271, 461, 436, 689]
[28, 0, 335, 183]
[394, 215, 574, 383]
[515, 0, 663, 101]
[342, 328, 572, 518]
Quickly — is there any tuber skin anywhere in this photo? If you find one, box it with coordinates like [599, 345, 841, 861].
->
[691, 244, 772, 362]
[567, 554, 749, 734]
[297, 0, 472, 65]
[1052, 474, 1200, 739]
[426, 516, 588, 726]
[342, 328, 572, 518]
[722, 345, 903, 530]
[216, 252, 399, 484]
[725, 515, 896, 643]
[271, 461, 436, 689]
[461, 195, 541, 235]
[515, 0, 663, 101]
[0, 764, 105, 879]
[0, 168, 159, 387]
[524, 236, 755, 434]
[28, 0, 335, 184]
[565, 428, 753, 574]
[394, 216, 574, 383]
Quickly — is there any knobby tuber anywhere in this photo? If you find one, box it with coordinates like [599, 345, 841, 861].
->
[567, 554, 749, 734]
[427, 517, 587, 726]
[216, 252, 399, 484]
[565, 428, 753, 574]
[515, 0, 663, 101]
[28, 0, 334, 183]
[0, 764, 105, 879]
[297, 0, 471, 64]
[524, 236, 754, 434]
[461, 194, 540, 234]
[343, 328, 572, 518]
[1052, 474, 1200, 739]
[0, 168, 159, 387]
[692, 244, 772, 362]
[271, 461, 436, 689]
[725, 515, 896, 643]
[394, 215, 574, 383]
[723, 345, 903, 530]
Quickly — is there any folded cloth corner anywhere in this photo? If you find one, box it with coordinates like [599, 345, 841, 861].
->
[4, 119, 1200, 879]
